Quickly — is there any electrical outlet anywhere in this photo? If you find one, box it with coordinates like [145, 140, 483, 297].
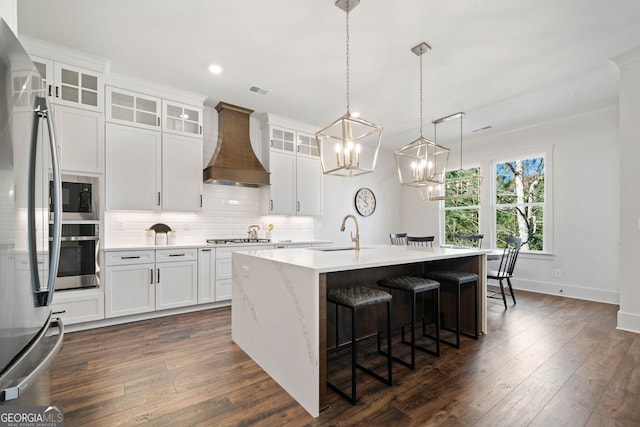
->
[553, 269, 562, 278]
[242, 266, 250, 277]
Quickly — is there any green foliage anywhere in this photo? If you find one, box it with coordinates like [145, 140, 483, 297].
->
[443, 157, 546, 251]
[495, 157, 545, 250]
[444, 167, 480, 245]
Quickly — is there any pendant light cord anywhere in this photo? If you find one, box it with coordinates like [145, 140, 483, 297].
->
[419, 45, 424, 137]
[345, 0, 350, 114]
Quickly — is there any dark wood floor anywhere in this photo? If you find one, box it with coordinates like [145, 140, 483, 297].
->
[49, 290, 640, 426]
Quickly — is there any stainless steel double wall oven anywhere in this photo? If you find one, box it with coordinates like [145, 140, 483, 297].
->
[50, 174, 100, 290]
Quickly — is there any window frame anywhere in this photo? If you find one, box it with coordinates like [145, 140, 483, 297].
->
[439, 146, 554, 255]
[441, 165, 482, 246]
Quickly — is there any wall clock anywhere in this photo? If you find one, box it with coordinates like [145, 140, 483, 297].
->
[354, 188, 376, 217]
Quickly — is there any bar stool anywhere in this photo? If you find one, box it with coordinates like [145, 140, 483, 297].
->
[423, 271, 479, 348]
[377, 276, 440, 370]
[327, 286, 393, 405]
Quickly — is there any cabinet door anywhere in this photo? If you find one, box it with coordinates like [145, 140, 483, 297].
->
[162, 100, 203, 138]
[297, 132, 320, 157]
[105, 263, 155, 318]
[156, 261, 198, 310]
[54, 105, 104, 173]
[162, 134, 203, 212]
[106, 87, 161, 130]
[269, 151, 296, 215]
[31, 56, 54, 100]
[53, 62, 104, 112]
[270, 127, 296, 153]
[197, 248, 215, 304]
[106, 123, 162, 211]
[296, 156, 323, 215]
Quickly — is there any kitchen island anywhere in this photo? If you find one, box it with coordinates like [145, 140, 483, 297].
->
[231, 244, 488, 417]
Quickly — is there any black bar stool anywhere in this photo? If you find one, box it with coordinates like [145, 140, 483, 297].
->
[377, 276, 440, 370]
[423, 271, 478, 348]
[327, 286, 393, 405]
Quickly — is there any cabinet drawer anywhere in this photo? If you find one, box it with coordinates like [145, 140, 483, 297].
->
[106, 250, 155, 266]
[156, 248, 197, 262]
[51, 290, 104, 325]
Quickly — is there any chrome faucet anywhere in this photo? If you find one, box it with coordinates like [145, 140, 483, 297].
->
[340, 214, 360, 251]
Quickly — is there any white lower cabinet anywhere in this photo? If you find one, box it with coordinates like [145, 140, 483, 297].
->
[105, 248, 197, 318]
[197, 248, 215, 304]
[155, 248, 198, 310]
[51, 288, 105, 325]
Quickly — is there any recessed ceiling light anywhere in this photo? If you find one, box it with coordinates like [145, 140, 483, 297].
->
[208, 64, 223, 75]
[350, 111, 361, 118]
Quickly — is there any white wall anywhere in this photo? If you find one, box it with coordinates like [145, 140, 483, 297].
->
[315, 147, 405, 247]
[0, 0, 17, 34]
[400, 108, 621, 304]
[613, 46, 640, 333]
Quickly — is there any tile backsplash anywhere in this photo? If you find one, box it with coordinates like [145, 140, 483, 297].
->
[104, 184, 315, 247]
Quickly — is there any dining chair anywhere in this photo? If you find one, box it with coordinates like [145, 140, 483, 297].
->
[407, 236, 435, 247]
[487, 236, 522, 309]
[389, 233, 408, 246]
[453, 233, 484, 248]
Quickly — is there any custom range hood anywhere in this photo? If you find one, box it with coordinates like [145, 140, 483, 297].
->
[203, 102, 270, 186]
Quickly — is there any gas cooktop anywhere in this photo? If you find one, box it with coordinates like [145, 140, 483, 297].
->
[206, 238, 271, 244]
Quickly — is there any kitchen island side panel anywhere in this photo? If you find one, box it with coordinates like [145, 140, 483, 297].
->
[231, 252, 321, 417]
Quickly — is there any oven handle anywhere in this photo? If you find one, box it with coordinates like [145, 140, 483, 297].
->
[56, 236, 100, 242]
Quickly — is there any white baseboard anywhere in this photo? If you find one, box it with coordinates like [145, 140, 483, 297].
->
[506, 278, 619, 305]
[63, 301, 231, 333]
[617, 310, 640, 334]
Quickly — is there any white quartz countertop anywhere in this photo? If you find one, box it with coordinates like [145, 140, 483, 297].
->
[233, 244, 489, 273]
[103, 240, 332, 251]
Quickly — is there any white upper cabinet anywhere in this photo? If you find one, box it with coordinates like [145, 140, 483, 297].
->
[54, 105, 104, 174]
[54, 62, 103, 111]
[266, 122, 323, 216]
[106, 123, 162, 211]
[31, 56, 105, 174]
[269, 150, 296, 215]
[162, 100, 203, 138]
[161, 133, 203, 212]
[31, 57, 104, 112]
[106, 86, 161, 130]
[106, 123, 203, 212]
[270, 127, 296, 153]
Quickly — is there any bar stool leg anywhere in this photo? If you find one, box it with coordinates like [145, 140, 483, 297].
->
[410, 292, 416, 369]
[387, 300, 392, 384]
[350, 306, 356, 404]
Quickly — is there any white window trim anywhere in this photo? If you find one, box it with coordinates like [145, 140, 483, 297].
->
[489, 147, 554, 254]
[440, 145, 554, 253]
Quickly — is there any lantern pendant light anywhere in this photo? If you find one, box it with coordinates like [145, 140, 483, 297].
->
[315, 0, 383, 177]
[420, 111, 482, 202]
[394, 42, 450, 188]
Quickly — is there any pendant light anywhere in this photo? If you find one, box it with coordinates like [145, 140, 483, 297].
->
[394, 42, 450, 188]
[420, 111, 482, 201]
[315, 0, 382, 177]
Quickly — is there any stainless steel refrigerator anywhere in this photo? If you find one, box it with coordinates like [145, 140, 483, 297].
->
[0, 18, 64, 404]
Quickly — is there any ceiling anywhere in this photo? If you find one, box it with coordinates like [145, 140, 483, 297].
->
[16, 0, 640, 148]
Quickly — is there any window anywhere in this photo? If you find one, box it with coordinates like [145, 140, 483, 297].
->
[494, 156, 545, 251]
[443, 167, 481, 245]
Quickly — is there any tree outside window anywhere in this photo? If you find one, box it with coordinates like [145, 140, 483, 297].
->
[444, 167, 481, 245]
[495, 156, 545, 251]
